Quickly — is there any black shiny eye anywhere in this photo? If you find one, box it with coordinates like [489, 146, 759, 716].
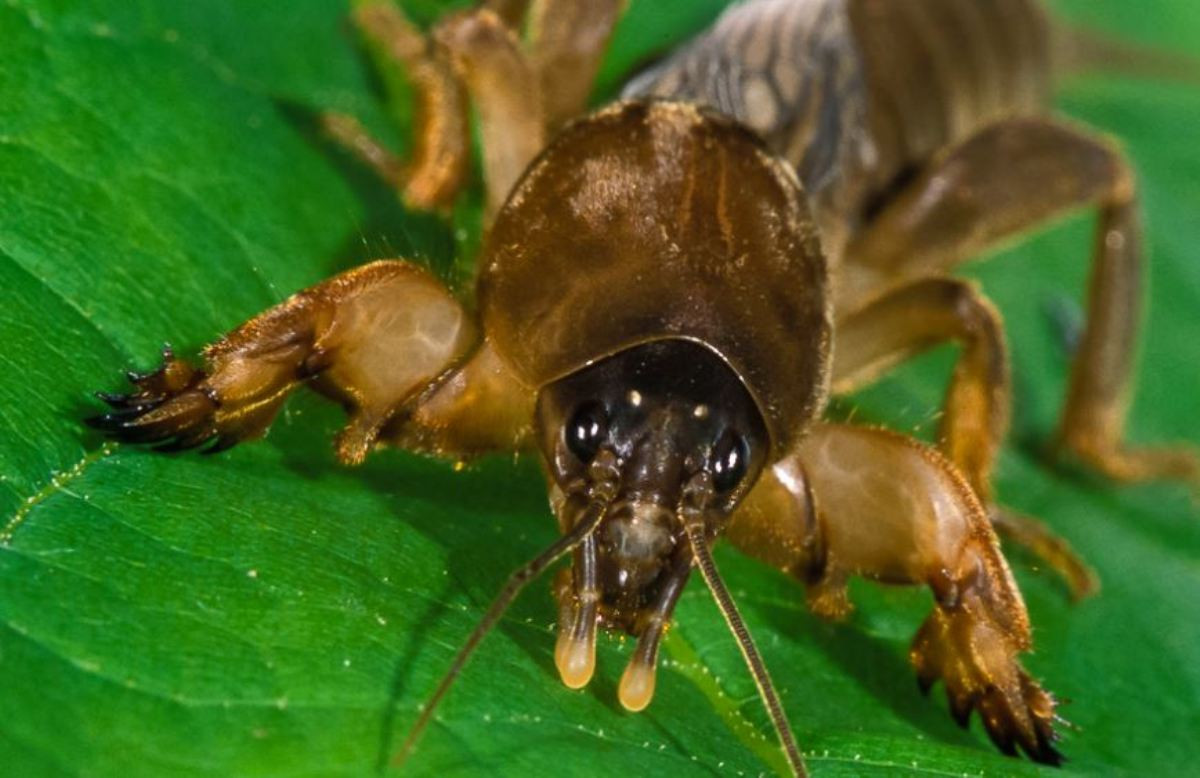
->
[711, 429, 749, 492]
[566, 402, 608, 463]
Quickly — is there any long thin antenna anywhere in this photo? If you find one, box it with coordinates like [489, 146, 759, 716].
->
[683, 519, 808, 778]
[393, 490, 614, 767]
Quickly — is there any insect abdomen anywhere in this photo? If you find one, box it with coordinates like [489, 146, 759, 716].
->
[622, 0, 1054, 226]
[848, 0, 1053, 193]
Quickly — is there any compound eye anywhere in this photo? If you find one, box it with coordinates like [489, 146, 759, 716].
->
[566, 402, 608, 463]
[711, 429, 749, 492]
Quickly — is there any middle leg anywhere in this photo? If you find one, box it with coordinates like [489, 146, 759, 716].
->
[833, 276, 1009, 502]
[839, 116, 1198, 484]
[831, 276, 1097, 598]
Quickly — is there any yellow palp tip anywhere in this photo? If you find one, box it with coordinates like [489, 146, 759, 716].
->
[618, 658, 656, 712]
[555, 630, 596, 690]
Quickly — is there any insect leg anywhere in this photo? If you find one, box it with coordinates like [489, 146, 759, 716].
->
[833, 278, 1009, 501]
[483, 0, 533, 29]
[526, 0, 625, 131]
[990, 508, 1098, 602]
[88, 261, 477, 465]
[841, 116, 1198, 483]
[728, 424, 1063, 764]
[381, 335, 535, 458]
[830, 277, 1098, 598]
[435, 9, 545, 217]
[325, 3, 470, 211]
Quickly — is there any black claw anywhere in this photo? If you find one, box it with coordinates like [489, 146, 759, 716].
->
[106, 402, 163, 420]
[1030, 738, 1065, 767]
[102, 413, 187, 444]
[1027, 719, 1065, 766]
[89, 350, 225, 454]
[917, 674, 934, 696]
[100, 394, 167, 413]
[947, 691, 974, 729]
[202, 435, 239, 455]
[83, 414, 115, 431]
[983, 720, 1019, 757]
[86, 411, 139, 430]
[96, 391, 130, 407]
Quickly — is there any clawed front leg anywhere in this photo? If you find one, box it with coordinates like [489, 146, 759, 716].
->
[911, 573, 1060, 761]
[89, 261, 481, 465]
[90, 345, 244, 454]
[728, 424, 1063, 763]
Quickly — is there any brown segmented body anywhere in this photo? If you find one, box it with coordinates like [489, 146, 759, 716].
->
[624, 0, 1053, 242]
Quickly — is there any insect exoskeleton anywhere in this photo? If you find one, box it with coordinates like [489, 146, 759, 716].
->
[482, 100, 833, 461]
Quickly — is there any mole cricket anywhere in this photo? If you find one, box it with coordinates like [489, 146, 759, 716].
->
[87, 0, 1199, 774]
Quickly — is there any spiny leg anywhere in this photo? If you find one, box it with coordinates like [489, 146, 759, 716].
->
[88, 261, 479, 465]
[831, 276, 1096, 598]
[728, 424, 1063, 764]
[841, 116, 1198, 484]
[326, 3, 470, 211]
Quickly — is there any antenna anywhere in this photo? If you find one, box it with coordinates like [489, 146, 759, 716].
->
[393, 489, 615, 767]
[683, 518, 808, 777]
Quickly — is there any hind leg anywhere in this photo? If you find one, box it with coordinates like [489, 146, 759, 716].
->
[840, 117, 1198, 484]
[728, 425, 1062, 763]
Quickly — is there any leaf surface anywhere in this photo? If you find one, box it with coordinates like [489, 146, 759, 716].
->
[1, 1, 1197, 776]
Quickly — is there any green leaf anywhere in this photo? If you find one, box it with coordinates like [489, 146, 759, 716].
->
[1, 1, 1197, 776]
